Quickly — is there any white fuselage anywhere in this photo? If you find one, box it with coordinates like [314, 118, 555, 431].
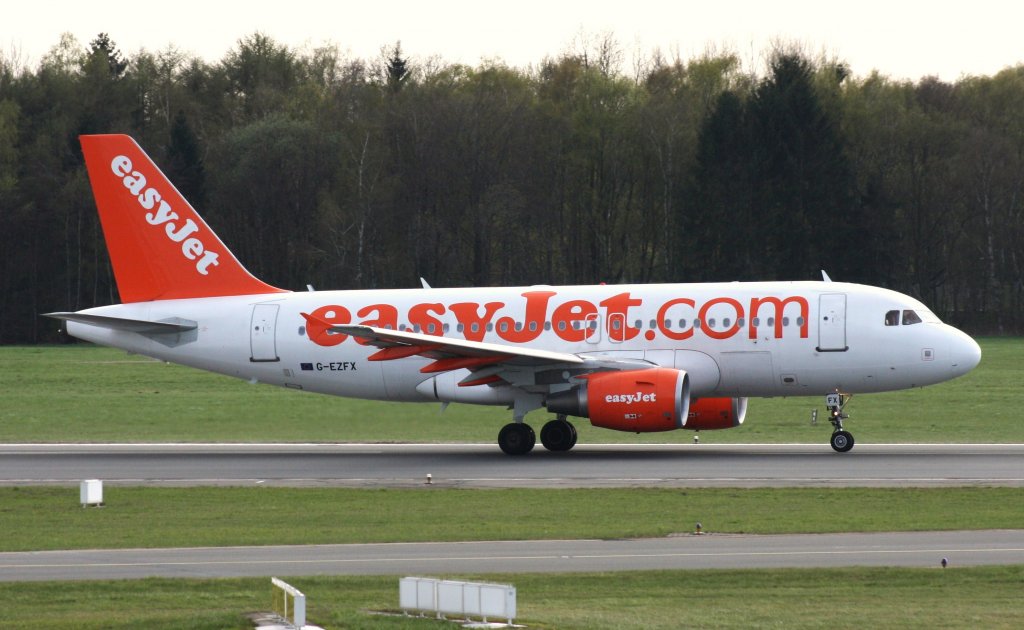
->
[66, 281, 981, 406]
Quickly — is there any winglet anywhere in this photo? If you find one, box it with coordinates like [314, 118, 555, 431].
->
[80, 134, 287, 303]
[821, 270, 833, 282]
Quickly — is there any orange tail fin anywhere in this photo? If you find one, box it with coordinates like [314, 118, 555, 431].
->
[80, 134, 286, 303]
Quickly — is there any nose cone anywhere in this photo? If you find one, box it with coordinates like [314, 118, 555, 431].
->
[948, 327, 982, 377]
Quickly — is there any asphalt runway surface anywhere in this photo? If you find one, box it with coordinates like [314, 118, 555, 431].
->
[1, 443, 1022, 488]
[2, 530, 1022, 582]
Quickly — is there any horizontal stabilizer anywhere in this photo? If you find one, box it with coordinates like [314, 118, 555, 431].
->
[44, 312, 198, 335]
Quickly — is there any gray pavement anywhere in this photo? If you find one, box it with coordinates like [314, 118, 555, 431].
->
[0, 443, 1021, 487]
[1, 530, 1021, 582]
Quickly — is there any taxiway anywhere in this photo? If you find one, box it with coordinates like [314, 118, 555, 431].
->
[2, 530, 1022, 581]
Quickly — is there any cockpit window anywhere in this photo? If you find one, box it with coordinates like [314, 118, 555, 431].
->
[885, 310, 900, 326]
[902, 310, 923, 325]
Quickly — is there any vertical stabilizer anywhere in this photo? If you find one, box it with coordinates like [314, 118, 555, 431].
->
[80, 134, 286, 303]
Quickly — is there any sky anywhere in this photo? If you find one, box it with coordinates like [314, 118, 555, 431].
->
[3, 0, 1022, 81]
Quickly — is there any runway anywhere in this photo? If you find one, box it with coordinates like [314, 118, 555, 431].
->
[1, 443, 1022, 488]
[1, 530, 1021, 581]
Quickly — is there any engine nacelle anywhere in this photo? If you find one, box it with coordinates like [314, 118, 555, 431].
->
[685, 397, 748, 430]
[545, 368, 691, 433]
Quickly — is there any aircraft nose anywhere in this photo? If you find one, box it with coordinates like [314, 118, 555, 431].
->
[948, 327, 981, 376]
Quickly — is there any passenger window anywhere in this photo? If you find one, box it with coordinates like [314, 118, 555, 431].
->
[528, 321, 537, 332]
[796, 317, 804, 326]
[650, 319, 657, 329]
[903, 310, 922, 325]
[708, 318, 716, 328]
[678, 319, 687, 328]
[737, 318, 745, 327]
[782, 317, 790, 327]
[635, 319, 643, 329]
[752, 317, 760, 327]
[885, 310, 900, 326]
[664, 319, 672, 329]
[723, 318, 731, 328]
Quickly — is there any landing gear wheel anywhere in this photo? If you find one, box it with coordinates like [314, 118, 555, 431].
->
[825, 390, 854, 453]
[498, 423, 536, 455]
[830, 430, 855, 453]
[541, 418, 577, 452]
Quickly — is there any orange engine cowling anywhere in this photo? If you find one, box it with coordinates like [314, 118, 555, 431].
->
[685, 397, 748, 430]
[545, 368, 691, 432]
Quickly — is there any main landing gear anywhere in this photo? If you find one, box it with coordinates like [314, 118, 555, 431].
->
[498, 422, 534, 455]
[498, 416, 577, 455]
[540, 416, 578, 452]
[826, 390, 855, 453]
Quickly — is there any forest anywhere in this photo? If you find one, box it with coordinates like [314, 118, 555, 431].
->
[1, 32, 1022, 343]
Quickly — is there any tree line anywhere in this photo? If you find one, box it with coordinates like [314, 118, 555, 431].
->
[1, 32, 1022, 343]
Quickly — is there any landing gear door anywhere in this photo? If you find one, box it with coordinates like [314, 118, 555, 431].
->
[250, 303, 280, 362]
[817, 293, 848, 352]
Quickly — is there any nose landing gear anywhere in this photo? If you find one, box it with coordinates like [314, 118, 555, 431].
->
[826, 390, 855, 453]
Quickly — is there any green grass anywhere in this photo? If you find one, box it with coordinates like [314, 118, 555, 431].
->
[0, 338, 1019, 443]
[1, 566, 1022, 629]
[1, 486, 1021, 552]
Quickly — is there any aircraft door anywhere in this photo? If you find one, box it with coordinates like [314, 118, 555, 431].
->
[817, 293, 848, 352]
[250, 303, 280, 362]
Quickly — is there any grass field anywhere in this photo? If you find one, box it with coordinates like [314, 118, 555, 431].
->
[2, 486, 1022, 552]
[0, 338, 1019, 443]
[2, 567, 1022, 629]
[2, 342, 1021, 629]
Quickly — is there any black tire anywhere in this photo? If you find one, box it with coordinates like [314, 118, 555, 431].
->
[541, 419, 577, 452]
[498, 423, 535, 455]
[830, 430, 855, 453]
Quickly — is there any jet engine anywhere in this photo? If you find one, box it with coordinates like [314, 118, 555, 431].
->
[685, 397, 748, 430]
[545, 368, 691, 432]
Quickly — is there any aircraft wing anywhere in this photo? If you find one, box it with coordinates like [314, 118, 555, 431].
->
[301, 313, 652, 387]
[306, 316, 581, 366]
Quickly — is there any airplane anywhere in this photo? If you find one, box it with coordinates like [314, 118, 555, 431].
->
[47, 134, 982, 455]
